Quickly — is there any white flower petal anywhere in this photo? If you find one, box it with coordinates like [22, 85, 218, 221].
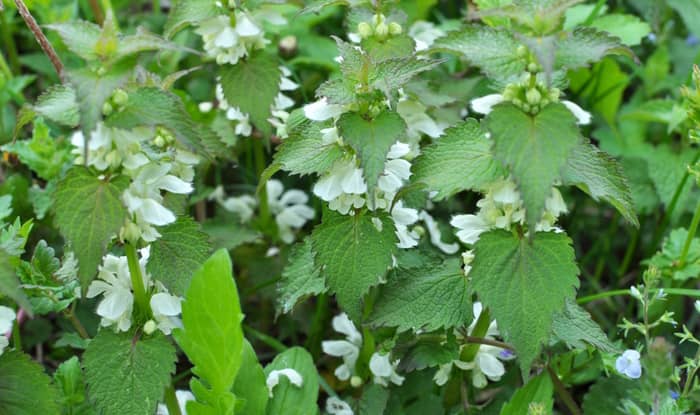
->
[471, 94, 504, 115]
[562, 100, 592, 125]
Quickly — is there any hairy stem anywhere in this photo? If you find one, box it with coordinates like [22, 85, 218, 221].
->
[124, 243, 151, 317]
[460, 308, 491, 362]
[463, 336, 514, 351]
[66, 305, 90, 339]
[578, 288, 700, 304]
[14, 0, 65, 81]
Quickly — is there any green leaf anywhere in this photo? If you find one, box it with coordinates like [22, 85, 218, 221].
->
[316, 78, 356, 105]
[219, 53, 281, 137]
[555, 27, 635, 70]
[174, 249, 243, 413]
[233, 340, 269, 415]
[54, 167, 128, 289]
[0, 195, 11, 222]
[311, 209, 397, 320]
[561, 142, 638, 227]
[486, 103, 581, 229]
[33, 84, 80, 127]
[647, 228, 700, 282]
[147, 216, 212, 297]
[370, 258, 471, 332]
[0, 250, 32, 313]
[357, 384, 390, 415]
[273, 111, 345, 176]
[276, 238, 326, 316]
[369, 57, 445, 98]
[412, 119, 505, 200]
[115, 29, 190, 60]
[399, 335, 459, 372]
[0, 351, 59, 415]
[46, 21, 102, 61]
[499, 372, 553, 415]
[551, 299, 618, 353]
[264, 347, 319, 415]
[363, 35, 416, 61]
[83, 331, 176, 415]
[582, 376, 639, 415]
[54, 356, 95, 415]
[432, 25, 527, 79]
[2, 119, 72, 181]
[164, 0, 219, 38]
[106, 87, 222, 158]
[337, 111, 406, 195]
[590, 14, 651, 47]
[470, 230, 579, 372]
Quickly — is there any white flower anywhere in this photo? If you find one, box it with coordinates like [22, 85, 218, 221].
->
[695, 300, 700, 314]
[326, 396, 354, 415]
[377, 142, 412, 197]
[391, 202, 419, 249]
[0, 306, 16, 356]
[369, 352, 405, 386]
[562, 100, 592, 125]
[470, 94, 505, 115]
[267, 180, 315, 244]
[210, 186, 258, 223]
[419, 211, 459, 254]
[303, 97, 344, 121]
[266, 368, 303, 397]
[409, 21, 445, 51]
[462, 250, 475, 276]
[314, 158, 367, 202]
[397, 99, 444, 139]
[149, 292, 182, 335]
[451, 214, 489, 245]
[156, 390, 195, 415]
[616, 349, 642, 379]
[322, 313, 363, 381]
[226, 107, 253, 136]
[196, 13, 268, 65]
[71, 124, 146, 172]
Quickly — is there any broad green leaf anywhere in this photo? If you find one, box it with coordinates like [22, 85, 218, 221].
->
[647, 146, 696, 223]
[54, 356, 95, 415]
[363, 35, 416, 61]
[561, 142, 638, 227]
[555, 27, 635, 70]
[264, 347, 319, 415]
[590, 14, 651, 47]
[0, 195, 11, 222]
[0, 351, 59, 415]
[202, 217, 262, 250]
[0, 250, 31, 313]
[33, 84, 80, 127]
[370, 258, 471, 332]
[311, 209, 397, 320]
[273, 111, 345, 176]
[486, 103, 581, 229]
[47, 21, 102, 60]
[219, 53, 281, 136]
[432, 25, 526, 79]
[647, 228, 700, 282]
[399, 335, 459, 372]
[115, 29, 189, 60]
[470, 230, 579, 372]
[174, 249, 243, 413]
[233, 340, 269, 415]
[582, 376, 639, 415]
[106, 87, 223, 158]
[164, 0, 219, 38]
[2, 119, 72, 181]
[551, 299, 618, 353]
[358, 384, 389, 415]
[499, 372, 553, 415]
[316, 78, 356, 105]
[369, 57, 445, 98]
[54, 167, 128, 289]
[276, 238, 326, 316]
[337, 111, 406, 195]
[83, 331, 176, 415]
[147, 216, 212, 296]
[412, 119, 505, 200]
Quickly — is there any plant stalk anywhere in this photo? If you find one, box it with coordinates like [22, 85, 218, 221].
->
[13, 0, 65, 81]
[124, 243, 151, 317]
[679, 199, 700, 268]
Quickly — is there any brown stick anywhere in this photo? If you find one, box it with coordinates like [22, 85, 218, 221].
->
[13, 0, 65, 82]
[87, 0, 104, 25]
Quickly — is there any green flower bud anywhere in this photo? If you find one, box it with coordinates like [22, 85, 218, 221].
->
[143, 320, 157, 335]
[96, 66, 107, 76]
[372, 13, 385, 27]
[374, 22, 389, 38]
[527, 62, 539, 73]
[112, 88, 129, 106]
[153, 135, 166, 148]
[522, 103, 531, 113]
[388, 22, 403, 35]
[548, 87, 561, 102]
[516, 45, 528, 57]
[120, 221, 141, 244]
[525, 88, 541, 105]
[512, 98, 523, 108]
[102, 101, 113, 116]
[350, 376, 363, 388]
[357, 22, 373, 38]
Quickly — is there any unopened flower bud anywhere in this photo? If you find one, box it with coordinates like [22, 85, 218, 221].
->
[143, 320, 157, 335]
[278, 35, 298, 58]
[357, 22, 373, 38]
[526, 88, 541, 105]
[516, 45, 527, 57]
[372, 13, 385, 27]
[112, 88, 128, 106]
[527, 62, 539, 73]
[350, 375, 363, 388]
[153, 135, 166, 148]
[388, 22, 403, 35]
[630, 285, 643, 301]
[548, 88, 561, 101]
[120, 221, 141, 244]
[374, 22, 389, 38]
[102, 101, 113, 116]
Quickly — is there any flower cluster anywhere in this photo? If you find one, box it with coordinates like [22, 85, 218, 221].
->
[356, 13, 403, 41]
[86, 248, 181, 334]
[322, 313, 405, 387]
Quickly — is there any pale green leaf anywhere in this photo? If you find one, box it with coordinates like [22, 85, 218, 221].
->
[358, 384, 389, 415]
[486, 103, 581, 229]
[561, 142, 638, 227]
[590, 14, 651, 47]
[412, 119, 505, 200]
[647, 228, 700, 282]
[555, 27, 635, 70]
[363, 35, 416, 61]
[0, 351, 59, 415]
[337, 111, 406, 195]
[369, 57, 444, 97]
[147, 216, 212, 297]
[2, 119, 72, 181]
[164, 0, 219, 38]
[499, 372, 553, 415]
[46, 21, 102, 60]
[316, 78, 356, 105]
[83, 331, 176, 415]
[551, 299, 618, 353]
[219, 53, 281, 136]
[276, 238, 326, 316]
[0, 196, 11, 222]
[311, 209, 397, 320]
[174, 250, 243, 412]
[582, 376, 638, 415]
[54, 356, 95, 415]
[116, 29, 190, 60]
[264, 347, 319, 415]
[33, 84, 80, 127]
[470, 230, 579, 372]
[370, 258, 471, 332]
[233, 340, 269, 415]
[54, 167, 128, 289]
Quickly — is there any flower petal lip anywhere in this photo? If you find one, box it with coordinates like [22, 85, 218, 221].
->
[470, 94, 504, 115]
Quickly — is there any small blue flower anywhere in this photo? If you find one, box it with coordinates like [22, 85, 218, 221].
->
[616, 349, 642, 379]
[687, 35, 699, 46]
[670, 390, 680, 400]
[499, 349, 515, 359]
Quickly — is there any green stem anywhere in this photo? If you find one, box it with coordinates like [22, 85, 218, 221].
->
[124, 243, 151, 317]
[66, 306, 89, 339]
[0, 11, 19, 74]
[163, 386, 182, 415]
[11, 319, 21, 351]
[243, 325, 286, 353]
[547, 365, 582, 415]
[683, 347, 700, 396]
[617, 228, 639, 278]
[578, 288, 700, 304]
[153, 0, 161, 15]
[460, 308, 491, 362]
[253, 138, 271, 225]
[679, 199, 700, 268]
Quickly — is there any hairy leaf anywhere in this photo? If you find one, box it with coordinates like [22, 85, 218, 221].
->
[0, 351, 59, 414]
[276, 238, 326, 316]
[551, 299, 618, 353]
[33, 84, 79, 127]
[47, 21, 102, 60]
[164, 0, 219, 38]
[369, 57, 444, 96]
[555, 27, 635, 70]
[499, 372, 553, 415]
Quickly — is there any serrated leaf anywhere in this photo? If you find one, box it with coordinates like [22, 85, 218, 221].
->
[561, 142, 638, 227]
[54, 356, 95, 415]
[164, 0, 219, 38]
[316, 78, 356, 105]
[432, 25, 526, 79]
[33, 84, 80, 127]
[0, 195, 11, 222]
[273, 112, 345, 176]
[555, 27, 635, 70]
[276, 238, 326, 316]
[486, 103, 581, 229]
[337, 111, 406, 195]
[470, 230, 579, 373]
[551, 299, 618, 353]
[311, 209, 397, 320]
[54, 167, 128, 289]
[233, 340, 268, 415]
[219, 53, 281, 137]
[147, 216, 212, 297]
[174, 250, 243, 413]
[590, 14, 651, 47]
[0, 250, 32, 313]
[0, 351, 59, 415]
[399, 335, 459, 373]
[499, 372, 553, 415]
[106, 87, 222, 158]
[263, 347, 319, 415]
[369, 57, 444, 97]
[47, 21, 102, 60]
[363, 35, 416, 61]
[115, 29, 190, 60]
[647, 228, 700, 281]
[2, 119, 72, 181]
[357, 384, 389, 415]
[412, 119, 505, 200]
[370, 258, 471, 332]
[83, 331, 176, 415]
[582, 376, 638, 415]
